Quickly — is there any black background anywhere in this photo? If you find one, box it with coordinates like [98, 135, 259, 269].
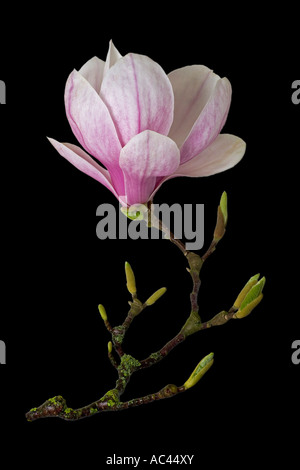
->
[1, 4, 299, 468]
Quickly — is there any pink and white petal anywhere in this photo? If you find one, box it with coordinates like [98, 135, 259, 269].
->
[100, 53, 174, 146]
[48, 138, 119, 200]
[168, 65, 219, 148]
[148, 134, 245, 200]
[103, 40, 122, 76]
[179, 78, 232, 164]
[175, 134, 246, 176]
[119, 130, 180, 206]
[65, 70, 122, 170]
[78, 56, 105, 95]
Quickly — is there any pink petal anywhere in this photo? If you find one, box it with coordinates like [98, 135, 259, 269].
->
[168, 65, 219, 148]
[103, 40, 122, 76]
[179, 78, 232, 164]
[76, 40, 122, 95]
[119, 130, 180, 206]
[100, 53, 174, 146]
[64, 70, 124, 194]
[47, 138, 120, 200]
[175, 134, 246, 176]
[78, 56, 105, 95]
[149, 134, 246, 199]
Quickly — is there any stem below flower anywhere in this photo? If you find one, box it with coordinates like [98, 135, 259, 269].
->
[26, 193, 260, 422]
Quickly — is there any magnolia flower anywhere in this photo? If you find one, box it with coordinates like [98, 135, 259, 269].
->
[49, 41, 245, 206]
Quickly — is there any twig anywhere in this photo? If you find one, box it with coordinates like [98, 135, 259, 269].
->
[25, 193, 264, 421]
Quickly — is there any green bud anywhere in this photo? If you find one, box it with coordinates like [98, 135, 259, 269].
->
[183, 352, 214, 390]
[240, 276, 266, 310]
[125, 262, 137, 295]
[213, 192, 228, 241]
[233, 276, 265, 319]
[98, 304, 107, 322]
[233, 293, 263, 319]
[234, 274, 260, 309]
[220, 191, 228, 226]
[145, 287, 167, 306]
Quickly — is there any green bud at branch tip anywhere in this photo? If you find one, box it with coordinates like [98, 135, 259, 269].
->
[240, 276, 266, 310]
[98, 304, 107, 322]
[220, 191, 228, 226]
[213, 207, 226, 241]
[183, 352, 214, 390]
[107, 341, 113, 354]
[233, 293, 263, 319]
[249, 273, 261, 282]
[145, 287, 167, 306]
[234, 273, 261, 309]
[213, 191, 228, 241]
[125, 261, 137, 295]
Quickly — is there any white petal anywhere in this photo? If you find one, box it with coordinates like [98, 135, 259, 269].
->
[103, 40, 122, 76]
[79, 56, 105, 95]
[48, 138, 119, 199]
[168, 65, 219, 148]
[149, 134, 246, 200]
[179, 78, 232, 164]
[174, 134, 246, 176]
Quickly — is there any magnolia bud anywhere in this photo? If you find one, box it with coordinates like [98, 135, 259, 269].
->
[233, 276, 266, 319]
[98, 304, 107, 322]
[183, 352, 214, 390]
[220, 191, 228, 226]
[145, 287, 167, 306]
[213, 191, 228, 241]
[125, 261, 137, 295]
[233, 294, 263, 319]
[234, 274, 260, 309]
